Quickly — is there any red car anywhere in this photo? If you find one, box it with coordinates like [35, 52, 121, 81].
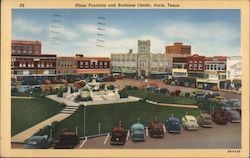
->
[110, 126, 127, 145]
[212, 109, 228, 125]
[148, 120, 164, 138]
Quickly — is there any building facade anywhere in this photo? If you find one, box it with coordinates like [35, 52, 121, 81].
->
[56, 57, 77, 75]
[187, 54, 206, 78]
[165, 42, 191, 55]
[111, 40, 172, 78]
[11, 40, 41, 55]
[226, 56, 242, 80]
[11, 54, 57, 77]
[172, 57, 188, 77]
[11, 40, 57, 79]
[76, 54, 111, 74]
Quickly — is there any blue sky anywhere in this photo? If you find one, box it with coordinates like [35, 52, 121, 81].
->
[12, 9, 240, 57]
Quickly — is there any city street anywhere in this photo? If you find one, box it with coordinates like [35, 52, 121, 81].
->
[105, 79, 241, 101]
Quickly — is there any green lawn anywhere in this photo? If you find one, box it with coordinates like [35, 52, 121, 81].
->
[11, 98, 65, 136]
[59, 102, 200, 137]
[124, 89, 197, 105]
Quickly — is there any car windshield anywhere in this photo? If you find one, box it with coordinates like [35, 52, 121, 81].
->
[134, 129, 143, 133]
[189, 119, 196, 122]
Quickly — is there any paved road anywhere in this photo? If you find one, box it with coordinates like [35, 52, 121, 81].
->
[78, 122, 241, 149]
[105, 79, 241, 101]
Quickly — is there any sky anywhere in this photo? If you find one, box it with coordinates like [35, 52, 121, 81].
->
[12, 9, 241, 57]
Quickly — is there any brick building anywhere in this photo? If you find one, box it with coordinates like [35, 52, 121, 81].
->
[11, 40, 41, 55]
[11, 40, 57, 78]
[76, 54, 111, 74]
[56, 57, 77, 75]
[187, 54, 206, 78]
[165, 42, 191, 55]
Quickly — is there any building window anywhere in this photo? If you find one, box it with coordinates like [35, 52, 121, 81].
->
[199, 64, 202, 70]
[199, 61, 202, 63]
[214, 65, 217, 70]
[189, 61, 193, 63]
[104, 62, 107, 66]
[211, 65, 214, 70]
[189, 64, 193, 70]
[194, 64, 197, 70]
[194, 61, 197, 63]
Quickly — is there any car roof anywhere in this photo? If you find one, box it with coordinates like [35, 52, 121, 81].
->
[131, 123, 144, 129]
[200, 113, 211, 118]
[168, 117, 180, 122]
[185, 115, 196, 120]
[112, 126, 126, 132]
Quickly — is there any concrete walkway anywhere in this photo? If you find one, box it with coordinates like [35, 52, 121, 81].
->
[11, 113, 72, 142]
[146, 100, 198, 109]
[11, 96, 80, 143]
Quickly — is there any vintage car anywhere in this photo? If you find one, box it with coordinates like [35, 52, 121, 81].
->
[148, 120, 164, 138]
[196, 113, 213, 128]
[227, 109, 241, 123]
[110, 126, 127, 145]
[24, 135, 53, 149]
[181, 115, 199, 130]
[212, 108, 228, 124]
[53, 132, 80, 149]
[131, 123, 145, 141]
[209, 96, 225, 102]
[165, 117, 181, 133]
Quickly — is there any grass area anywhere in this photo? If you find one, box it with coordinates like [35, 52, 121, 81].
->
[11, 91, 43, 97]
[58, 102, 199, 137]
[11, 98, 65, 136]
[124, 89, 197, 105]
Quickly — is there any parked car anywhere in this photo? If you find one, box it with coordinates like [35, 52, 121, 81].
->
[53, 132, 80, 149]
[227, 109, 241, 123]
[165, 117, 181, 133]
[182, 115, 199, 130]
[110, 126, 127, 145]
[196, 113, 213, 128]
[148, 120, 164, 138]
[209, 96, 225, 102]
[184, 82, 190, 87]
[131, 123, 145, 141]
[24, 135, 53, 149]
[212, 108, 228, 124]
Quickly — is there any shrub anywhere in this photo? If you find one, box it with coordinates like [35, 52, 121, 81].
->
[74, 95, 92, 102]
[39, 92, 46, 98]
[184, 92, 190, 98]
[119, 91, 128, 98]
[33, 121, 61, 139]
[107, 85, 115, 90]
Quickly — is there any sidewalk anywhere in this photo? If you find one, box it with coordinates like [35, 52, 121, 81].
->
[11, 113, 71, 142]
[11, 95, 80, 143]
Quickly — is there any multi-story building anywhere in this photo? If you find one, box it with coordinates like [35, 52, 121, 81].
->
[11, 54, 57, 77]
[111, 40, 172, 78]
[187, 54, 206, 78]
[11, 40, 57, 81]
[56, 57, 77, 75]
[165, 42, 191, 55]
[196, 56, 227, 90]
[11, 40, 41, 55]
[172, 57, 188, 77]
[76, 54, 111, 74]
[226, 56, 242, 80]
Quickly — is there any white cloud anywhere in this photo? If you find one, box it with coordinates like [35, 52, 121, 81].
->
[79, 24, 124, 37]
[13, 19, 44, 34]
[48, 26, 79, 40]
[160, 21, 240, 56]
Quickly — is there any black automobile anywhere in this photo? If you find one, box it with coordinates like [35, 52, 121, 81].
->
[24, 135, 53, 149]
[165, 117, 181, 133]
[54, 132, 80, 149]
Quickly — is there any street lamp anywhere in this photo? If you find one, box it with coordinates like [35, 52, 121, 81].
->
[83, 102, 87, 137]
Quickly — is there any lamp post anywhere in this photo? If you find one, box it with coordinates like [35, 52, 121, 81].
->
[83, 102, 87, 137]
